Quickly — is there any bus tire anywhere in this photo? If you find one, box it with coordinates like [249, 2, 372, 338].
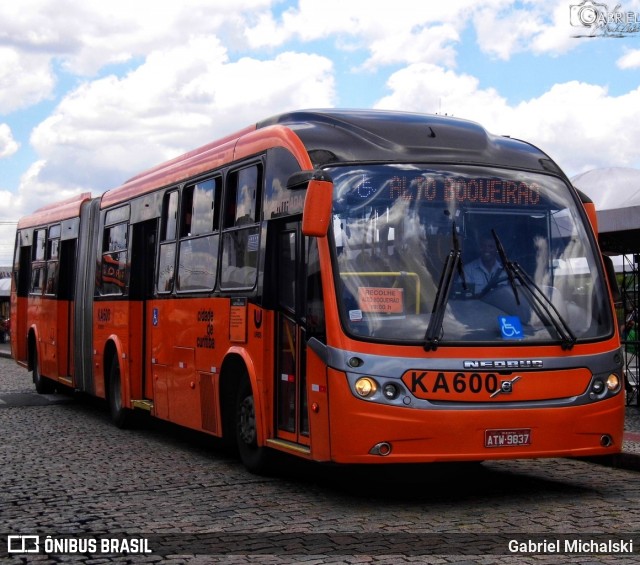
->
[32, 346, 54, 394]
[236, 377, 272, 474]
[108, 356, 133, 429]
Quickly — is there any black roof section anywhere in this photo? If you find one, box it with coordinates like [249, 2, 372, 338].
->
[258, 109, 563, 176]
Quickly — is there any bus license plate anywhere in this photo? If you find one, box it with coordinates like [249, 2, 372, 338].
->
[485, 429, 531, 448]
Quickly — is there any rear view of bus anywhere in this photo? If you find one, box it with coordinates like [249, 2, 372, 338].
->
[284, 110, 624, 463]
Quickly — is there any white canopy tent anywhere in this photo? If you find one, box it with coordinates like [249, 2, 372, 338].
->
[572, 167, 640, 255]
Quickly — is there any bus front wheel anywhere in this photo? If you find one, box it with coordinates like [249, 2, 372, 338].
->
[235, 378, 272, 474]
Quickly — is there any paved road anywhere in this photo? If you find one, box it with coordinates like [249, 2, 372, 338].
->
[1, 356, 640, 564]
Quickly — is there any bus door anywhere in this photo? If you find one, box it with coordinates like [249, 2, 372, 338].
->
[275, 220, 310, 446]
[11, 243, 31, 364]
[57, 236, 77, 378]
[130, 218, 157, 401]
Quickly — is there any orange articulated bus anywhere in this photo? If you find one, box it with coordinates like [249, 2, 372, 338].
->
[11, 109, 625, 472]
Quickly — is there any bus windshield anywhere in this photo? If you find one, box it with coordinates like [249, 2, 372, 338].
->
[329, 164, 613, 346]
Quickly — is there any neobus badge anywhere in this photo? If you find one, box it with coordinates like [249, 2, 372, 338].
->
[463, 360, 544, 369]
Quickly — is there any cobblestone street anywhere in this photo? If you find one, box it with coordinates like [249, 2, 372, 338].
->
[2, 356, 640, 564]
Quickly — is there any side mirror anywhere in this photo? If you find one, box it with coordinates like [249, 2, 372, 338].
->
[302, 177, 333, 237]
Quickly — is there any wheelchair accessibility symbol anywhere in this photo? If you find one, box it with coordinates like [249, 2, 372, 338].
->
[498, 316, 523, 339]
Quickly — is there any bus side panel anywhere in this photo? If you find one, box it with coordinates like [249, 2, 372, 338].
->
[27, 296, 54, 376]
[149, 298, 218, 432]
[307, 346, 331, 461]
[147, 297, 274, 441]
[39, 296, 59, 379]
[10, 295, 28, 365]
[93, 300, 130, 400]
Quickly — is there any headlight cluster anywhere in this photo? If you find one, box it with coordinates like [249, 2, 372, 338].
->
[589, 373, 621, 400]
[354, 377, 377, 397]
[354, 376, 405, 404]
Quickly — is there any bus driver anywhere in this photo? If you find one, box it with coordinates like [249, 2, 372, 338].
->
[464, 233, 505, 294]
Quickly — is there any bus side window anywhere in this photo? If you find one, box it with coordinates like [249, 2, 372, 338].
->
[30, 228, 47, 295]
[176, 178, 220, 292]
[220, 164, 262, 289]
[157, 190, 178, 293]
[45, 224, 60, 296]
[101, 220, 129, 296]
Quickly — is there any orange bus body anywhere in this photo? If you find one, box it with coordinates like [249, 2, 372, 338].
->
[11, 110, 625, 472]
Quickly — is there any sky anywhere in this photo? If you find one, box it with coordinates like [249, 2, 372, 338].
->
[1, 0, 640, 264]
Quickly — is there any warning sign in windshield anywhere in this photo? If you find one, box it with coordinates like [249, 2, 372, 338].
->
[358, 287, 404, 314]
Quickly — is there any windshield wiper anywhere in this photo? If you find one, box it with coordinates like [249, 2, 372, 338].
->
[491, 230, 576, 350]
[492, 229, 520, 305]
[424, 223, 466, 351]
[510, 262, 577, 350]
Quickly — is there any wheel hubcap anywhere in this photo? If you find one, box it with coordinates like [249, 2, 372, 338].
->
[238, 396, 256, 445]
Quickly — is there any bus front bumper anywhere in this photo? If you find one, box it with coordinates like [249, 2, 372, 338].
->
[326, 370, 625, 464]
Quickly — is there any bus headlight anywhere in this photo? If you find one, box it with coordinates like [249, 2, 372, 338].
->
[382, 382, 400, 400]
[606, 374, 620, 392]
[355, 377, 378, 398]
[591, 379, 605, 395]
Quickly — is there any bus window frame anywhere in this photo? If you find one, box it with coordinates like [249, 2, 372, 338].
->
[44, 223, 61, 296]
[100, 205, 130, 297]
[157, 189, 179, 294]
[175, 176, 222, 294]
[219, 161, 264, 291]
[29, 228, 47, 296]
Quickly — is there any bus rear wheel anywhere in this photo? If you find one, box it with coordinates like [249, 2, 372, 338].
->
[32, 346, 54, 394]
[108, 356, 133, 429]
[235, 378, 272, 474]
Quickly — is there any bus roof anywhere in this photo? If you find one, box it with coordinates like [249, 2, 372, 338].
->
[258, 109, 563, 174]
[100, 123, 312, 208]
[18, 110, 567, 226]
[17, 192, 92, 229]
[101, 109, 564, 210]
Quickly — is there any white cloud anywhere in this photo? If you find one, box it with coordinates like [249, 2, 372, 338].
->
[473, 1, 578, 59]
[0, 124, 19, 158]
[375, 63, 510, 125]
[0, 48, 55, 113]
[375, 65, 640, 176]
[0, 0, 278, 123]
[27, 36, 335, 197]
[510, 82, 640, 174]
[247, 0, 581, 69]
[0, 0, 275, 75]
[617, 48, 640, 69]
[246, 0, 477, 68]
